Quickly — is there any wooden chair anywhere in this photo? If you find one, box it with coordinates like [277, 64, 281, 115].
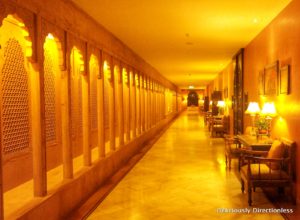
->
[211, 115, 229, 137]
[224, 135, 241, 169]
[204, 111, 212, 126]
[240, 138, 295, 206]
[224, 126, 254, 169]
[211, 116, 223, 137]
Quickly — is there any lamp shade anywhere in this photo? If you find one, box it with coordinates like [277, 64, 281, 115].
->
[217, 100, 225, 107]
[245, 102, 260, 115]
[261, 102, 277, 117]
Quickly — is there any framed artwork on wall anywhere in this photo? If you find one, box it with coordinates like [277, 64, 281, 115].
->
[258, 70, 264, 95]
[279, 65, 290, 94]
[264, 61, 278, 96]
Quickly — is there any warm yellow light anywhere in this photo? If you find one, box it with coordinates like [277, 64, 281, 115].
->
[135, 74, 139, 86]
[22, 29, 29, 37]
[245, 102, 260, 115]
[103, 61, 112, 79]
[217, 100, 225, 107]
[261, 102, 277, 117]
[122, 70, 128, 84]
[189, 85, 194, 89]
[47, 33, 55, 40]
[209, 101, 212, 105]
[103, 61, 108, 71]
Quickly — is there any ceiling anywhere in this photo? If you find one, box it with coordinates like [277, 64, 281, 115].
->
[72, 0, 291, 89]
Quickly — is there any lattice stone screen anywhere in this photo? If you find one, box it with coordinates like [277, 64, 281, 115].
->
[44, 48, 57, 143]
[1, 38, 30, 154]
[70, 53, 83, 138]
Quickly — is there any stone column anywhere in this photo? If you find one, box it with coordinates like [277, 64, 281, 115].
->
[126, 68, 131, 142]
[32, 16, 47, 196]
[109, 57, 116, 151]
[97, 51, 105, 157]
[131, 70, 136, 138]
[141, 74, 146, 132]
[117, 63, 124, 147]
[136, 73, 141, 135]
[82, 66, 91, 166]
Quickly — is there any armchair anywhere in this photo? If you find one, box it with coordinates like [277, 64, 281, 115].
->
[211, 115, 229, 137]
[224, 126, 253, 169]
[240, 138, 295, 206]
[224, 135, 240, 169]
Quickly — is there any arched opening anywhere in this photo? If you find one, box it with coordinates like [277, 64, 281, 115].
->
[113, 65, 121, 148]
[70, 47, 85, 173]
[103, 60, 113, 154]
[89, 54, 100, 162]
[0, 14, 34, 217]
[187, 91, 199, 106]
[43, 33, 64, 190]
[135, 73, 141, 135]
[129, 70, 135, 138]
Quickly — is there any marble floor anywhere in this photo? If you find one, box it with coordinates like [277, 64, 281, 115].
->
[87, 110, 284, 220]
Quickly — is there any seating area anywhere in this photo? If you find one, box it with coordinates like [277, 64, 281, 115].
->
[204, 97, 297, 208]
[205, 113, 230, 137]
[240, 138, 296, 206]
[222, 130, 296, 207]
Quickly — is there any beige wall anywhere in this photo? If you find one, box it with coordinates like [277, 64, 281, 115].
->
[214, 0, 300, 202]
[244, 0, 300, 203]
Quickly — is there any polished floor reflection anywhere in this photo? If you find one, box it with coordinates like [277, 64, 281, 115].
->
[87, 110, 284, 220]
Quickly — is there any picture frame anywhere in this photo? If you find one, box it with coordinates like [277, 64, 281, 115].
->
[258, 70, 264, 95]
[279, 65, 290, 94]
[264, 61, 278, 96]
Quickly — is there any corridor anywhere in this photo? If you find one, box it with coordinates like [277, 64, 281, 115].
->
[87, 110, 283, 220]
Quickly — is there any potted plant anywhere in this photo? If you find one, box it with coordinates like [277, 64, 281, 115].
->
[255, 117, 269, 134]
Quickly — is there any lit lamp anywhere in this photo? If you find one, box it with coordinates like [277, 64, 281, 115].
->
[217, 100, 225, 115]
[261, 102, 277, 136]
[261, 102, 277, 118]
[245, 102, 261, 133]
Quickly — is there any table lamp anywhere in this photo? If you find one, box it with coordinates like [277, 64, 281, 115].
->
[261, 102, 277, 136]
[245, 102, 261, 134]
[217, 100, 225, 115]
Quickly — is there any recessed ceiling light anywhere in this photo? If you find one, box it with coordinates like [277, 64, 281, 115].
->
[253, 18, 259, 23]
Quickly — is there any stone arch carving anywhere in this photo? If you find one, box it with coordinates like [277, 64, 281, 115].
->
[0, 14, 33, 157]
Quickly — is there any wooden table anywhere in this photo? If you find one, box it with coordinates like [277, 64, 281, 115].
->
[236, 134, 273, 151]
